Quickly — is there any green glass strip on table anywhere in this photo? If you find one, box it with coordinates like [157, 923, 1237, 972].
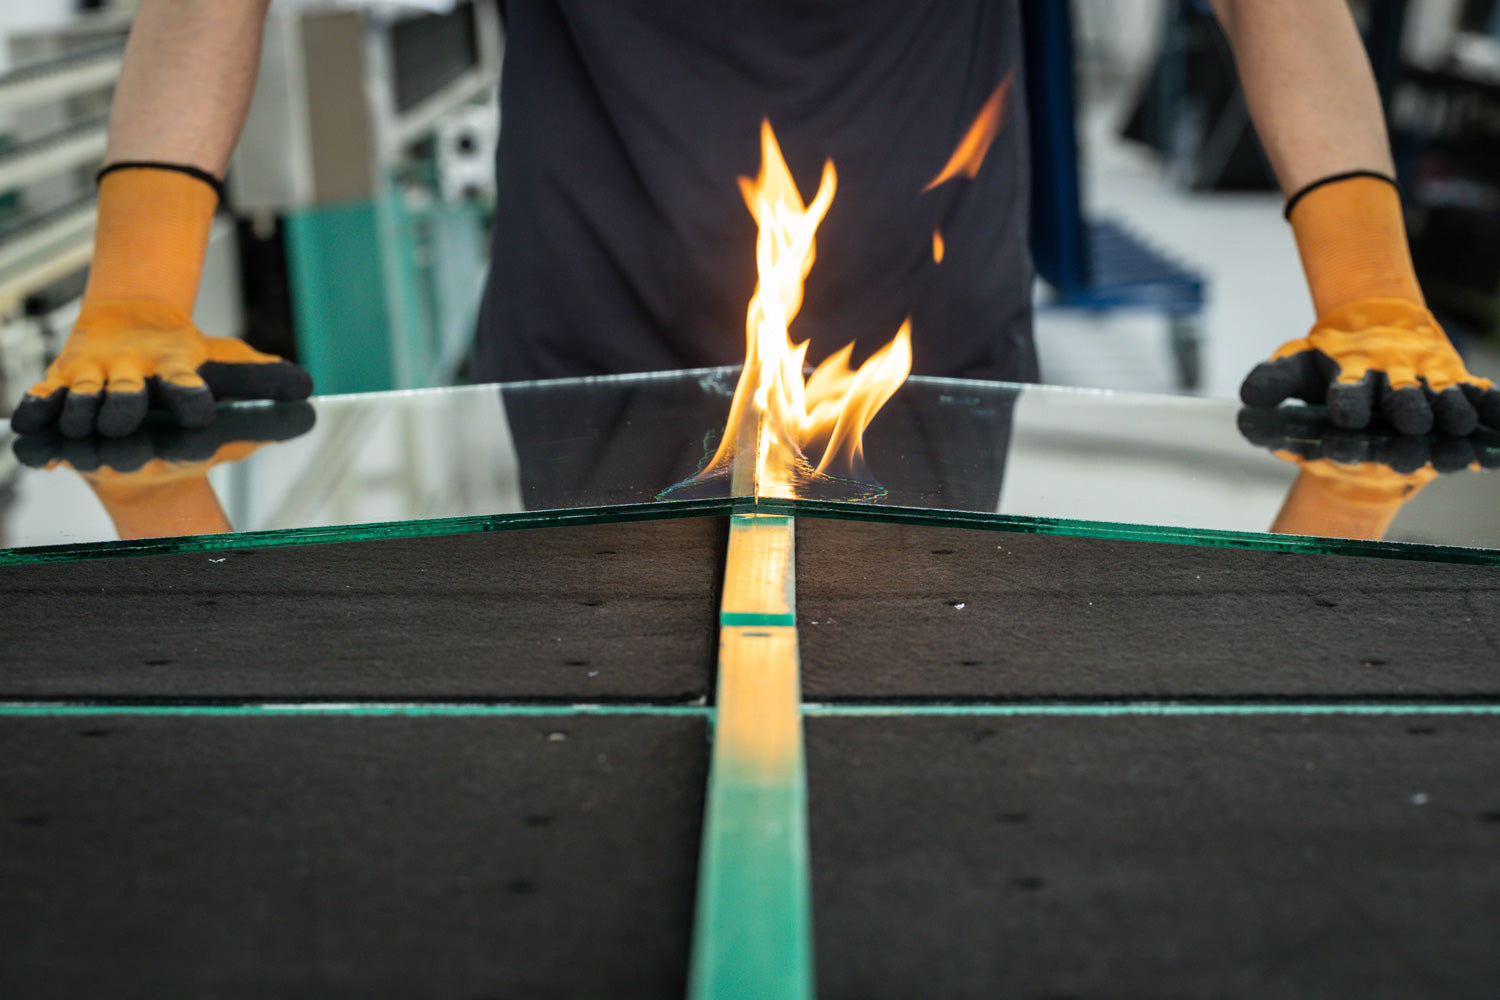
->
[0, 701, 713, 718]
[0, 499, 734, 566]
[7, 467, 1499, 570]
[690, 514, 814, 1000]
[804, 702, 1500, 717]
[751, 499, 1500, 568]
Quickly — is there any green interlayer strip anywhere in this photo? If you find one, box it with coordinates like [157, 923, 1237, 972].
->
[803, 702, 1500, 717]
[0, 702, 712, 718]
[690, 515, 814, 1000]
[0, 500, 732, 566]
[5, 701, 1498, 719]
[689, 740, 813, 1000]
[719, 612, 798, 628]
[8, 497, 1500, 568]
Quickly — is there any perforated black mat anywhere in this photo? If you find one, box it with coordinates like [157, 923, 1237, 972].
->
[808, 713, 1500, 999]
[795, 518, 1500, 700]
[4, 511, 1498, 999]
[0, 517, 725, 702]
[0, 714, 707, 998]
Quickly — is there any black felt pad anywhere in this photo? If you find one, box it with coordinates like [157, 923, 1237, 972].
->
[0, 713, 706, 999]
[809, 714, 1500, 999]
[0, 517, 724, 701]
[796, 518, 1500, 699]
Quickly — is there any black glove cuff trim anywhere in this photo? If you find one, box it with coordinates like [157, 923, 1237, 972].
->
[1283, 170, 1398, 221]
[96, 161, 227, 205]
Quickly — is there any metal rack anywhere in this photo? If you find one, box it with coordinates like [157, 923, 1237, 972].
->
[230, 0, 501, 395]
[1023, 1, 1208, 390]
[0, 26, 126, 415]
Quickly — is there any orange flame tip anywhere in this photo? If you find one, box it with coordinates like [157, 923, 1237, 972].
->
[924, 69, 1014, 192]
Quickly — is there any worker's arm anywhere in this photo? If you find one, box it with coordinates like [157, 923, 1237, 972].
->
[10, 0, 311, 440]
[1212, 0, 1500, 435]
[105, 0, 271, 173]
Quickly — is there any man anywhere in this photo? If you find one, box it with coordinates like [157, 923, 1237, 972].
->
[11, 0, 1498, 440]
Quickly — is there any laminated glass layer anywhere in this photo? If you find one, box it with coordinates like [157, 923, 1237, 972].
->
[2, 368, 1497, 565]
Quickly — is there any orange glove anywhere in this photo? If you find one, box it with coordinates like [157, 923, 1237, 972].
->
[1240, 174, 1500, 437]
[10, 164, 311, 439]
[12, 400, 315, 540]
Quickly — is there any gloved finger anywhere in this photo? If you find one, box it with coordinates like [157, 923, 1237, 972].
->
[1429, 385, 1479, 438]
[197, 359, 314, 402]
[1462, 383, 1500, 430]
[52, 362, 106, 438]
[154, 372, 217, 430]
[1383, 362, 1420, 392]
[1240, 351, 1325, 408]
[9, 384, 68, 434]
[98, 365, 151, 439]
[1430, 435, 1477, 475]
[1376, 376, 1433, 437]
[58, 392, 104, 439]
[1325, 370, 1378, 430]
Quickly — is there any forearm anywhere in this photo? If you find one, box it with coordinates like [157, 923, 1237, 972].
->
[104, 0, 272, 176]
[1210, 0, 1393, 195]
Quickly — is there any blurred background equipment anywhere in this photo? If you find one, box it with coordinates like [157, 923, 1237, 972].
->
[1393, 0, 1500, 342]
[229, 0, 501, 395]
[1024, 1, 1208, 391]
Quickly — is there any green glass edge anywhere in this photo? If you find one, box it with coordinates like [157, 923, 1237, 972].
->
[804, 702, 1500, 717]
[6, 701, 1495, 719]
[720, 612, 798, 628]
[0, 498, 734, 566]
[691, 513, 814, 1000]
[0, 701, 713, 718]
[751, 499, 1500, 568]
[7, 492, 1499, 569]
[689, 751, 814, 1000]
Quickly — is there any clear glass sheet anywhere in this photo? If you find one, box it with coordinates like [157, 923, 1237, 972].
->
[3, 367, 1498, 563]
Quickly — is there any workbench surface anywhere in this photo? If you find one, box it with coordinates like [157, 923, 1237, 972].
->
[3, 374, 1499, 998]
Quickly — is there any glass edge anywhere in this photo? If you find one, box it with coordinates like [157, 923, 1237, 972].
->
[751, 499, 1500, 568]
[6, 493, 1499, 569]
[0, 498, 737, 567]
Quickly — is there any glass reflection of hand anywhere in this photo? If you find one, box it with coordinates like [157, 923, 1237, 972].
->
[12, 402, 315, 541]
[1238, 406, 1500, 541]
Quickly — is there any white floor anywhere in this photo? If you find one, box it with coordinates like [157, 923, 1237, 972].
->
[1035, 98, 1500, 399]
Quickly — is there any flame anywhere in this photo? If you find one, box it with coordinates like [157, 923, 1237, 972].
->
[932, 229, 945, 263]
[695, 120, 911, 499]
[924, 70, 1014, 191]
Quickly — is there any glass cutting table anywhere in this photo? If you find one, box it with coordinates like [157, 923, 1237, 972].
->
[3, 371, 1500, 999]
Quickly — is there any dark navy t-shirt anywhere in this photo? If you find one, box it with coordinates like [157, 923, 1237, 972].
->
[474, 0, 1036, 384]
